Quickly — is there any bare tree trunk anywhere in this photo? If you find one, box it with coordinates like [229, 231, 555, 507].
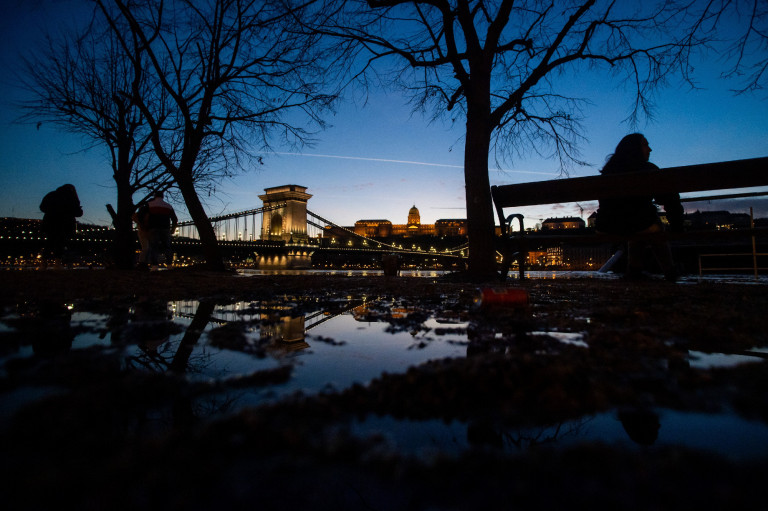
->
[113, 181, 136, 269]
[464, 105, 498, 280]
[170, 300, 215, 373]
[105, 164, 139, 269]
[175, 172, 226, 271]
[112, 136, 137, 269]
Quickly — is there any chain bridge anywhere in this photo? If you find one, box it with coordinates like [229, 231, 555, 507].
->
[0, 184, 469, 269]
[172, 184, 468, 269]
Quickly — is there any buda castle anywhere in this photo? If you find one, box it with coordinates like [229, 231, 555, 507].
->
[331, 205, 467, 239]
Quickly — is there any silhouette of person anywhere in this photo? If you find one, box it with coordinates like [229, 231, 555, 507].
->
[595, 134, 684, 281]
[145, 191, 178, 268]
[39, 184, 83, 268]
[4, 301, 75, 357]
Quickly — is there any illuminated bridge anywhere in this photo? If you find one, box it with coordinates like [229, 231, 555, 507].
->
[0, 184, 469, 269]
[172, 184, 469, 269]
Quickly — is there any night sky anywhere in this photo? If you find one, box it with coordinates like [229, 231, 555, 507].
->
[1, 0, 766, 229]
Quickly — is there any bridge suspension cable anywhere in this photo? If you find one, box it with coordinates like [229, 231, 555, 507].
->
[176, 203, 286, 240]
[169, 204, 467, 257]
[307, 210, 468, 257]
[307, 210, 400, 251]
[177, 203, 286, 227]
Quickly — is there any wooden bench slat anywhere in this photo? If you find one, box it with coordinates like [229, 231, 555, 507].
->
[491, 156, 768, 208]
[492, 157, 768, 279]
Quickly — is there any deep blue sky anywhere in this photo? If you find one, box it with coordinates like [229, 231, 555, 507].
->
[1, 0, 767, 230]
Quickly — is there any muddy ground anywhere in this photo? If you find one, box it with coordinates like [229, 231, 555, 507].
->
[1, 268, 767, 510]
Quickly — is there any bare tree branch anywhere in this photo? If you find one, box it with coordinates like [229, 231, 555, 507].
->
[94, 0, 339, 269]
[15, 10, 171, 268]
[300, 0, 741, 277]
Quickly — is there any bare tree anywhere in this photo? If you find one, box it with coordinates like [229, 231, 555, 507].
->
[303, 0, 729, 278]
[16, 12, 171, 269]
[691, 0, 768, 94]
[99, 0, 336, 270]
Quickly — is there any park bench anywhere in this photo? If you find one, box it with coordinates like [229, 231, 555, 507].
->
[491, 156, 768, 280]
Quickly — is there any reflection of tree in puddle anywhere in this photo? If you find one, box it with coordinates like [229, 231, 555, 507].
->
[121, 299, 207, 374]
[0, 299, 216, 434]
[110, 297, 330, 427]
[171, 297, 365, 358]
[471, 409, 662, 451]
[468, 417, 593, 452]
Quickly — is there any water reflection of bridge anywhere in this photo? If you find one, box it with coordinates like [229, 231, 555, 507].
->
[171, 299, 365, 351]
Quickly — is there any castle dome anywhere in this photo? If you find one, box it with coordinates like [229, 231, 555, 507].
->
[407, 204, 420, 227]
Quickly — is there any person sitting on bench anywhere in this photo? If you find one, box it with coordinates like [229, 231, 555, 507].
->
[595, 133, 684, 281]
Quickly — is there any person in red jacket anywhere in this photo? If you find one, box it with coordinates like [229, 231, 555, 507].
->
[144, 191, 178, 268]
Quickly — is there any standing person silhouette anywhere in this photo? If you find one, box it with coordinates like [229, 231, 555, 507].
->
[595, 134, 684, 281]
[39, 184, 83, 268]
[145, 191, 178, 269]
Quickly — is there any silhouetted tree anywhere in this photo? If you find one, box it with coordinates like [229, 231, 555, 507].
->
[692, 0, 768, 94]
[17, 13, 171, 269]
[304, 0, 741, 278]
[99, 0, 336, 270]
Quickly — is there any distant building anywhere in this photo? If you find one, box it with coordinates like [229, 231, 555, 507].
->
[435, 219, 468, 236]
[588, 208, 756, 232]
[340, 205, 466, 239]
[685, 210, 751, 230]
[354, 220, 392, 238]
[587, 211, 598, 229]
[541, 216, 585, 230]
[0, 217, 44, 238]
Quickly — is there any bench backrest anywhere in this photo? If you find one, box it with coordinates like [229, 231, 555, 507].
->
[491, 156, 768, 227]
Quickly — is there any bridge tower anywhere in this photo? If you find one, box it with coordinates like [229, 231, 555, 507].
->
[258, 185, 312, 243]
[256, 185, 314, 269]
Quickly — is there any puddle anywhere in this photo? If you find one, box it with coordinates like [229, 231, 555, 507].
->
[350, 408, 768, 462]
[688, 350, 767, 369]
[530, 330, 589, 348]
[2, 293, 768, 462]
[0, 296, 471, 417]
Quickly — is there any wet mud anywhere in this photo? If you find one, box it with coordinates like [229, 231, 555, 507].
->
[1, 269, 767, 509]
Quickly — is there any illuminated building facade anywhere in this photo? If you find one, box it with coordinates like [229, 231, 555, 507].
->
[541, 216, 586, 230]
[354, 220, 393, 237]
[350, 205, 466, 239]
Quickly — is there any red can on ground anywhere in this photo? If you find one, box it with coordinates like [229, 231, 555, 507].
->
[475, 287, 529, 309]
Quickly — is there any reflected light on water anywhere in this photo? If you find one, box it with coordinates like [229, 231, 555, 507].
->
[236, 268, 768, 283]
[1, 291, 767, 462]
